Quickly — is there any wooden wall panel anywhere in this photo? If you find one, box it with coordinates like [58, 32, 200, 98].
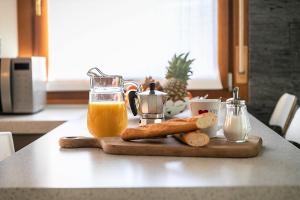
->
[233, 0, 249, 84]
[17, 0, 48, 75]
[47, 92, 89, 104]
[33, 0, 49, 56]
[46, 90, 238, 104]
[17, 0, 34, 57]
[33, 0, 48, 76]
[218, 0, 229, 89]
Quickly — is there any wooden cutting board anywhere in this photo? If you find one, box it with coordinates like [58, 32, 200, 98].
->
[59, 136, 262, 158]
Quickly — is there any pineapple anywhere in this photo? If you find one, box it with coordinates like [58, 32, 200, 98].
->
[164, 53, 194, 101]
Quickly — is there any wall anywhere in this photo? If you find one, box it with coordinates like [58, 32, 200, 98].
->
[248, 0, 300, 125]
[0, 0, 18, 57]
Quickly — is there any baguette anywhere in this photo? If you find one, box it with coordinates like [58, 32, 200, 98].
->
[121, 119, 198, 141]
[121, 113, 217, 141]
[174, 130, 210, 147]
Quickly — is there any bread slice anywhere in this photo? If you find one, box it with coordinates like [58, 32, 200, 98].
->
[195, 112, 218, 129]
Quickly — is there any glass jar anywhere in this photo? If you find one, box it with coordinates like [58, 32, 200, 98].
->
[223, 87, 251, 143]
[87, 67, 138, 138]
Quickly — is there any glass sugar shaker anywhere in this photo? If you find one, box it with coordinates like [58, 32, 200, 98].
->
[223, 87, 251, 143]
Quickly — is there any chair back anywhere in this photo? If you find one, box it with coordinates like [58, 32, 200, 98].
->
[0, 132, 15, 161]
[269, 93, 298, 135]
[285, 108, 300, 145]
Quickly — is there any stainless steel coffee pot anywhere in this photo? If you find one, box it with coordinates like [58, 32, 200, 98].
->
[128, 82, 167, 125]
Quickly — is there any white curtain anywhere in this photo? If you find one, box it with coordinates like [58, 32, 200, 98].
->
[48, 0, 221, 88]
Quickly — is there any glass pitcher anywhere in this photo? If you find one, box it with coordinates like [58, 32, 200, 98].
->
[87, 67, 139, 138]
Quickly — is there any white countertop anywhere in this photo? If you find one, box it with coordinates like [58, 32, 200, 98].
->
[0, 112, 299, 200]
[0, 105, 87, 134]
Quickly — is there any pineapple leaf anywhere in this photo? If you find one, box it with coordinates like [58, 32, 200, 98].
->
[183, 52, 189, 61]
[165, 52, 195, 82]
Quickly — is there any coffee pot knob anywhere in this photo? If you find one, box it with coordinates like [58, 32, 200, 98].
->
[149, 82, 155, 94]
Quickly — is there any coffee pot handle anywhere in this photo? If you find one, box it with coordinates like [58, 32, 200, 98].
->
[128, 91, 138, 116]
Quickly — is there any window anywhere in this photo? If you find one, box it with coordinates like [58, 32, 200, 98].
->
[47, 0, 222, 90]
[0, 0, 18, 57]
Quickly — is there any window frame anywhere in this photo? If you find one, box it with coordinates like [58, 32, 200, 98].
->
[17, 0, 248, 103]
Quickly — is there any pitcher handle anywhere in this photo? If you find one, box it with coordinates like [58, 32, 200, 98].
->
[128, 90, 138, 116]
[87, 67, 108, 77]
[124, 81, 141, 92]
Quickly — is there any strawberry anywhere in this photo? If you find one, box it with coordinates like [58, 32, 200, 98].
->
[198, 110, 208, 115]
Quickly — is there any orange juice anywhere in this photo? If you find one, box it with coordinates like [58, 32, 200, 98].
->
[87, 102, 128, 138]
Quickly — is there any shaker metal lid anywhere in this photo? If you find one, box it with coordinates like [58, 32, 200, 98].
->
[226, 98, 245, 105]
[138, 82, 167, 96]
[226, 87, 246, 105]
